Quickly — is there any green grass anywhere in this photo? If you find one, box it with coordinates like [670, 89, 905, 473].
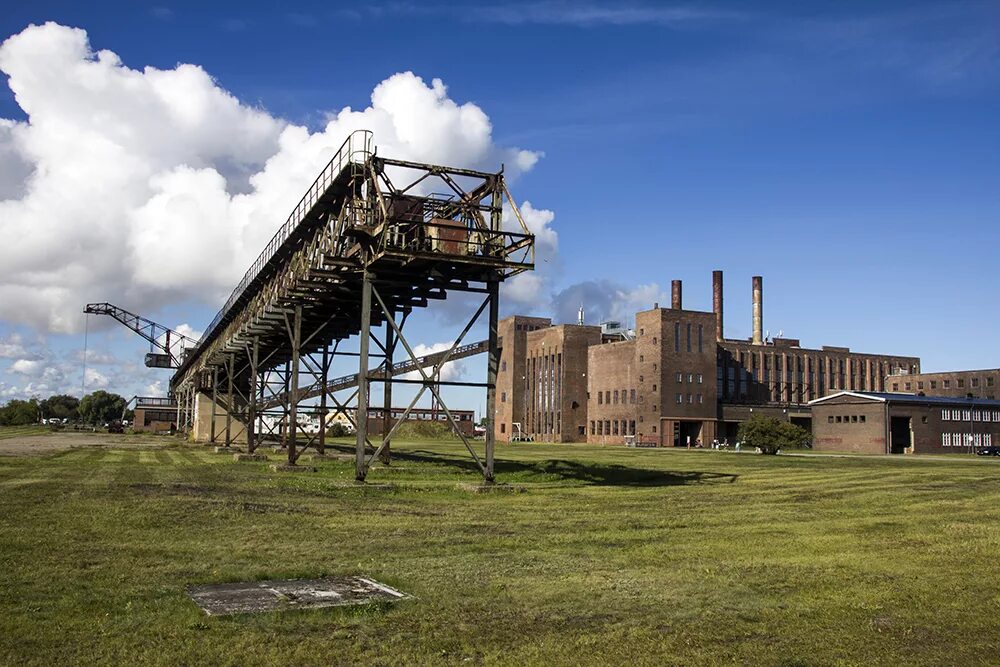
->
[2, 438, 1000, 665]
[0, 425, 48, 440]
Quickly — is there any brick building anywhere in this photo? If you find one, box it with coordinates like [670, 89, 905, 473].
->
[810, 391, 1000, 454]
[884, 369, 1000, 400]
[494, 271, 922, 446]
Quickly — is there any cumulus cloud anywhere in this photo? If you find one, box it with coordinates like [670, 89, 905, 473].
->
[0, 23, 546, 336]
[10, 358, 42, 376]
[0, 333, 28, 358]
[401, 342, 467, 382]
[550, 280, 667, 326]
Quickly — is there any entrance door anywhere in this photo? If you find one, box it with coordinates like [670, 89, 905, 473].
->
[889, 416, 911, 454]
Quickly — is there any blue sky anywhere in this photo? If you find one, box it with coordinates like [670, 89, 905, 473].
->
[1, 1, 998, 406]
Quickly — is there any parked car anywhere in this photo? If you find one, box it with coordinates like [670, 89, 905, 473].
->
[975, 446, 1000, 457]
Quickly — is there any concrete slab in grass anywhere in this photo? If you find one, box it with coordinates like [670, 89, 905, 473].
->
[187, 576, 408, 616]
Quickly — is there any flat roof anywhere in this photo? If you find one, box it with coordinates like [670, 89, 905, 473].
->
[809, 391, 1000, 407]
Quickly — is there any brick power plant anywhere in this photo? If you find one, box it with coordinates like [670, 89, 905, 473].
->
[495, 271, 921, 447]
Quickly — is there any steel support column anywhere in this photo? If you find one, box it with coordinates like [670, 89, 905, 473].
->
[225, 355, 234, 447]
[317, 345, 328, 456]
[485, 278, 499, 483]
[247, 338, 259, 453]
[287, 305, 302, 465]
[356, 272, 373, 481]
[210, 367, 218, 444]
[381, 318, 394, 464]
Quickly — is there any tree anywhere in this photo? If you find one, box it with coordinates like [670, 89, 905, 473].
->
[40, 394, 80, 421]
[738, 414, 811, 455]
[0, 398, 41, 426]
[78, 390, 128, 425]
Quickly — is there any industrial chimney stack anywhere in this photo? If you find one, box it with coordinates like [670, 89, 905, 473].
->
[752, 275, 763, 345]
[671, 280, 683, 310]
[713, 270, 724, 342]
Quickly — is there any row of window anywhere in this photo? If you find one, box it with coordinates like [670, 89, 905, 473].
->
[942, 409, 1000, 422]
[675, 393, 704, 404]
[828, 415, 867, 424]
[590, 419, 637, 436]
[597, 389, 637, 405]
[675, 372, 703, 384]
[942, 433, 993, 447]
[635, 322, 705, 354]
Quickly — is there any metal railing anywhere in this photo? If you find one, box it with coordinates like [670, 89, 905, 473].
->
[197, 130, 374, 348]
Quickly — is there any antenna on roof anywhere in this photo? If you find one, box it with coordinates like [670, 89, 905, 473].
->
[578, 304, 585, 326]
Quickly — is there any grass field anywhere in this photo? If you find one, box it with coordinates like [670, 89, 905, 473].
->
[1, 436, 999, 665]
[0, 425, 48, 440]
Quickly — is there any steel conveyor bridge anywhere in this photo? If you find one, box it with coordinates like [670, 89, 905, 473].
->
[170, 130, 534, 481]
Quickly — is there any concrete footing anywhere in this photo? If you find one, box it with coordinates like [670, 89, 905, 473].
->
[214, 446, 242, 454]
[234, 453, 268, 462]
[269, 464, 317, 473]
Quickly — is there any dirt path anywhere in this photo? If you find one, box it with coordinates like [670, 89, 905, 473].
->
[0, 431, 178, 456]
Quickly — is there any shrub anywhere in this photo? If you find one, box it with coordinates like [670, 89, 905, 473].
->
[738, 415, 811, 455]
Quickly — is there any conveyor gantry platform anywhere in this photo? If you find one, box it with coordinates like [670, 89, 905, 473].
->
[170, 130, 534, 481]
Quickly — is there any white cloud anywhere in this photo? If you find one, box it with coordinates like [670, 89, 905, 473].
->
[0, 23, 548, 336]
[10, 358, 42, 375]
[0, 333, 28, 358]
[550, 280, 667, 326]
[84, 367, 109, 389]
[401, 342, 467, 382]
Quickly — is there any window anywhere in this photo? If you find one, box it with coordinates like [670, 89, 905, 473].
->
[501, 392, 507, 403]
[697, 374, 703, 384]
[931, 381, 937, 389]
[687, 393, 693, 404]
[958, 379, 965, 388]
[688, 373, 694, 383]
[675, 323, 680, 352]
[640, 328, 644, 336]
[613, 421, 619, 435]
[851, 415, 858, 423]
[986, 434, 993, 447]
[942, 409, 950, 421]
[964, 410, 971, 421]
[605, 391, 611, 404]
[598, 392, 603, 405]
[653, 337, 657, 344]
[698, 325, 703, 353]
[921, 416, 928, 424]
[501, 360, 507, 372]
[653, 363, 657, 370]
[697, 394, 703, 404]
[918, 382, 924, 390]
[904, 382, 911, 391]
[944, 380, 951, 388]
[676, 372, 683, 383]
[972, 378, 980, 387]
[686, 323, 692, 352]
[836, 416, 842, 423]
[652, 384, 657, 392]
[590, 421, 595, 435]
[597, 421, 603, 435]
[640, 355, 644, 362]
[943, 433, 950, 447]
[989, 377, 995, 387]
[630, 389, 636, 404]
[501, 423, 506, 434]
[974, 410, 981, 421]
[613, 390, 619, 404]
[828, 416, 834, 423]
[676, 393, 683, 404]
[860, 415, 866, 423]
[892, 383, 899, 391]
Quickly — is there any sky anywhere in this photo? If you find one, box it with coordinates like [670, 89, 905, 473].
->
[0, 0, 998, 409]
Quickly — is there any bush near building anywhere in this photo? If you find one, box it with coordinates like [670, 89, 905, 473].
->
[738, 414, 811, 454]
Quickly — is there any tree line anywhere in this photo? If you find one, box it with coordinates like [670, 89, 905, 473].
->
[0, 391, 132, 426]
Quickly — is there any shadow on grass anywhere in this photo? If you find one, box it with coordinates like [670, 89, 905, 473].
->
[323, 445, 738, 487]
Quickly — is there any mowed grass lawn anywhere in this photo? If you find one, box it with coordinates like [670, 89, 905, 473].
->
[2, 437, 1000, 665]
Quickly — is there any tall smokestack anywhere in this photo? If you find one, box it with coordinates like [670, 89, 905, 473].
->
[752, 275, 763, 345]
[671, 280, 682, 310]
[713, 270, 724, 342]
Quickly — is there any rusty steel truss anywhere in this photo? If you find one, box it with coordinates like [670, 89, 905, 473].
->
[170, 130, 534, 481]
